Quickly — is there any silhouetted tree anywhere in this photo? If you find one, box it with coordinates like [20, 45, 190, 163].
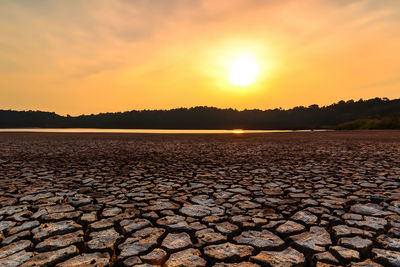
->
[1, 97, 399, 130]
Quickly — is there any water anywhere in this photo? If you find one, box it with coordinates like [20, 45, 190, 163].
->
[0, 128, 329, 134]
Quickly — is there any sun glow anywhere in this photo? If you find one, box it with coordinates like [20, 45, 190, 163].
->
[228, 54, 260, 86]
[232, 129, 245, 134]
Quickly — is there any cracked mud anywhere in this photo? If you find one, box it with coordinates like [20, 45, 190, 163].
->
[0, 131, 399, 266]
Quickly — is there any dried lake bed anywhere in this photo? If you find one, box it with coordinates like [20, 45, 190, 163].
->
[0, 131, 399, 266]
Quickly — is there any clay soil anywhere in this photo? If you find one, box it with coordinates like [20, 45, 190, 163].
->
[0, 131, 399, 266]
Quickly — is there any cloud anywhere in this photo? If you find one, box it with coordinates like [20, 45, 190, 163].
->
[0, 0, 399, 114]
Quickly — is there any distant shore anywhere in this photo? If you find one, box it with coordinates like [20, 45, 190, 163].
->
[1, 97, 399, 130]
[0, 128, 332, 134]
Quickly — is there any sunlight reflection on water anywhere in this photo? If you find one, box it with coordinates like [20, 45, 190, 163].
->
[0, 128, 329, 134]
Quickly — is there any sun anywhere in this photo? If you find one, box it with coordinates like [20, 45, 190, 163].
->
[228, 54, 260, 86]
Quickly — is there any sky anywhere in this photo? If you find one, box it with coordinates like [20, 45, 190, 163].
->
[0, 0, 399, 115]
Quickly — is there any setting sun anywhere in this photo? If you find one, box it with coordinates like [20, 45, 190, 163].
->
[228, 54, 260, 86]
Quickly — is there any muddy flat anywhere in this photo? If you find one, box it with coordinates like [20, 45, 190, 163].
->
[0, 131, 399, 266]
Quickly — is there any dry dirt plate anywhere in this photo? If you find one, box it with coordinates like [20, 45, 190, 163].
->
[0, 131, 399, 266]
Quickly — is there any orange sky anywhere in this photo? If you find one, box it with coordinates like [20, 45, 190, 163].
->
[1, 0, 399, 115]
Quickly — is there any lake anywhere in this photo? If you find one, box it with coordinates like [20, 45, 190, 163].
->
[0, 128, 328, 134]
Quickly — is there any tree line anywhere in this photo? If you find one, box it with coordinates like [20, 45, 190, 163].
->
[1, 97, 399, 130]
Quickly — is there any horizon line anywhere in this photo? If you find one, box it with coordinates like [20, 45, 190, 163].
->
[0, 96, 396, 117]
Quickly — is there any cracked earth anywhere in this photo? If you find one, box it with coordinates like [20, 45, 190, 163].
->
[0, 131, 399, 266]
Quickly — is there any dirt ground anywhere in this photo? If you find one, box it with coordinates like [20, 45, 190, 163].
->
[0, 131, 399, 266]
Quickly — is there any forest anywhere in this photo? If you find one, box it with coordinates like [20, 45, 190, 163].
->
[1, 97, 399, 130]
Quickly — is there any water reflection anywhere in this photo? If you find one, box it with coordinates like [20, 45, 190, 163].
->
[232, 129, 245, 134]
[0, 128, 329, 134]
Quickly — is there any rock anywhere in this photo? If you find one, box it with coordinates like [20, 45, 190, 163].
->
[291, 210, 318, 225]
[230, 215, 267, 228]
[290, 226, 332, 255]
[189, 221, 207, 231]
[330, 245, 360, 262]
[0, 221, 16, 231]
[123, 256, 142, 266]
[251, 247, 305, 266]
[164, 248, 206, 267]
[0, 250, 33, 267]
[303, 199, 319, 206]
[332, 225, 373, 239]
[88, 228, 121, 252]
[346, 216, 387, 232]
[68, 196, 92, 207]
[20, 192, 53, 202]
[377, 235, 400, 251]
[0, 206, 26, 217]
[21, 245, 78, 266]
[79, 203, 101, 212]
[32, 220, 82, 241]
[81, 178, 94, 184]
[89, 218, 114, 231]
[157, 215, 190, 231]
[342, 213, 363, 220]
[8, 220, 40, 235]
[234, 201, 261, 210]
[192, 195, 215, 206]
[36, 230, 84, 252]
[56, 252, 110, 266]
[195, 228, 226, 245]
[214, 263, 260, 267]
[161, 232, 192, 252]
[32, 209, 47, 219]
[315, 263, 339, 267]
[142, 211, 159, 220]
[180, 205, 211, 217]
[350, 259, 384, 267]
[338, 236, 373, 256]
[313, 251, 340, 265]
[8, 210, 32, 222]
[389, 228, 400, 238]
[80, 212, 97, 225]
[102, 207, 121, 217]
[140, 248, 167, 265]
[372, 248, 400, 267]
[1, 230, 30, 245]
[41, 211, 82, 221]
[43, 205, 75, 214]
[215, 221, 239, 235]
[204, 242, 253, 261]
[202, 215, 226, 223]
[118, 227, 165, 258]
[121, 218, 152, 234]
[145, 200, 180, 211]
[233, 230, 285, 250]
[351, 204, 390, 216]
[0, 240, 32, 258]
[276, 220, 306, 236]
